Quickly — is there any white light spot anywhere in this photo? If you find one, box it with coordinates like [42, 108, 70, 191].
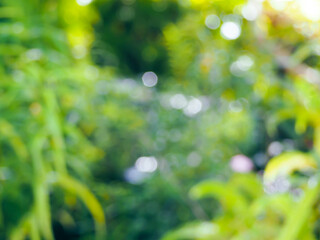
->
[264, 176, 290, 194]
[142, 71, 158, 87]
[205, 14, 220, 30]
[183, 97, 202, 116]
[253, 153, 268, 167]
[170, 94, 188, 109]
[135, 156, 158, 173]
[160, 94, 172, 109]
[199, 96, 210, 111]
[230, 55, 254, 76]
[237, 55, 254, 71]
[308, 176, 318, 188]
[12, 70, 24, 82]
[118, 78, 137, 93]
[187, 152, 202, 167]
[26, 48, 42, 61]
[267, 141, 283, 157]
[67, 111, 80, 124]
[229, 101, 243, 112]
[269, 0, 288, 11]
[76, 0, 93, 6]
[230, 154, 253, 173]
[305, 67, 320, 84]
[220, 22, 241, 40]
[299, 0, 320, 21]
[124, 167, 148, 184]
[242, 3, 261, 21]
[230, 62, 242, 76]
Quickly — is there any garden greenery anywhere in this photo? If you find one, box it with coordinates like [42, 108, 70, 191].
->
[1, 0, 320, 239]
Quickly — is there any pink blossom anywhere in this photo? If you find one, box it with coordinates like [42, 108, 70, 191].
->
[230, 154, 254, 173]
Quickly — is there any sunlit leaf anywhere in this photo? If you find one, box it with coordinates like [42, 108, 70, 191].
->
[277, 181, 320, 240]
[162, 221, 218, 240]
[190, 180, 247, 213]
[264, 152, 316, 182]
[55, 174, 106, 239]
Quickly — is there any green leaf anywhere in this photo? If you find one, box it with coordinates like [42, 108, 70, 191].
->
[162, 221, 218, 240]
[264, 152, 316, 182]
[190, 180, 247, 214]
[277, 181, 320, 240]
[55, 174, 106, 239]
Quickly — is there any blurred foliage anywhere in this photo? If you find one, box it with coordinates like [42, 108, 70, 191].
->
[1, 0, 320, 240]
[92, 0, 181, 75]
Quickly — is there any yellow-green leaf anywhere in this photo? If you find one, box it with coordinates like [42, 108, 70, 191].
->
[161, 221, 218, 240]
[190, 180, 247, 214]
[264, 152, 316, 182]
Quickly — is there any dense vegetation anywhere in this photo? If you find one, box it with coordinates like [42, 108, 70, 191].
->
[1, 0, 320, 239]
